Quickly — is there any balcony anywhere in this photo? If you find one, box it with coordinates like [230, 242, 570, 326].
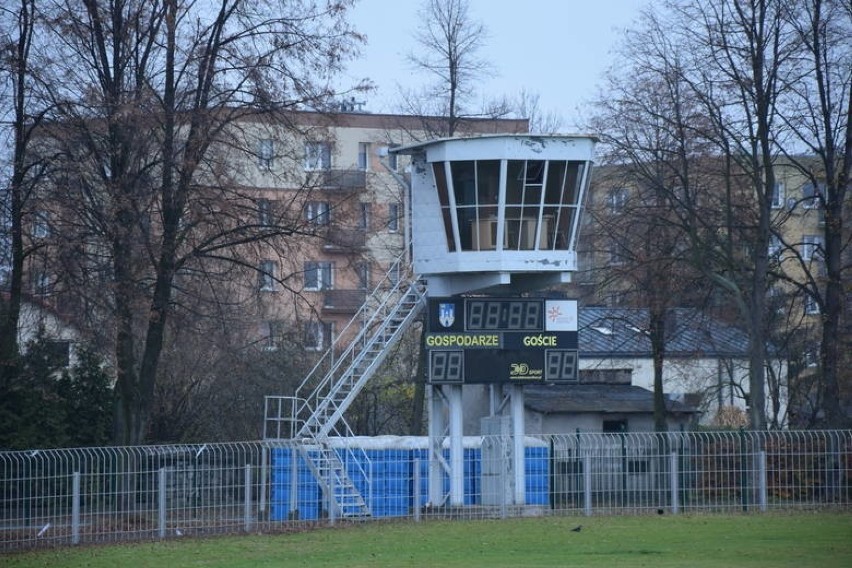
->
[314, 169, 366, 192]
[323, 289, 367, 314]
[322, 227, 367, 253]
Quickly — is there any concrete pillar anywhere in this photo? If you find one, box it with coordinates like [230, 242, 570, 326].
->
[448, 384, 465, 506]
[427, 385, 445, 506]
[510, 384, 525, 505]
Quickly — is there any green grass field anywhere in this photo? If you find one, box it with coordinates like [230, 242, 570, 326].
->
[4, 512, 852, 568]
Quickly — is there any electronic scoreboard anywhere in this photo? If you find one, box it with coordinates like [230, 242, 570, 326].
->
[425, 297, 579, 384]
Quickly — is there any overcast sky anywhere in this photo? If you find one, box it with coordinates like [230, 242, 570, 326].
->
[340, 0, 647, 130]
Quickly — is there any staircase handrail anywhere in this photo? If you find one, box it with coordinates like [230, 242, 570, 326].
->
[291, 256, 422, 431]
[300, 279, 426, 439]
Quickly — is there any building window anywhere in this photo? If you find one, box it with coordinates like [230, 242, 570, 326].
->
[304, 141, 331, 171]
[359, 202, 371, 230]
[801, 183, 824, 209]
[258, 138, 274, 169]
[388, 148, 399, 171]
[356, 262, 370, 290]
[305, 201, 330, 225]
[33, 270, 52, 295]
[607, 188, 628, 214]
[770, 182, 785, 209]
[388, 203, 400, 232]
[258, 260, 276, 291]
[358, 142, 369, 171]
[803, 344, 820, 367]
[802, 235, 824, 261]
[768, 235, 782, 257]
[33, 211, 50, 239]
[304, 261, 333, 291]
[264, 320, 285, 351]
[305, 320, 333, 351]
[387, 261, 401, 287]
[258, 199, 272, 226]
[378, 145, 400, 170]
[804, 293, 820, 315]
[608, 238, 627, 265]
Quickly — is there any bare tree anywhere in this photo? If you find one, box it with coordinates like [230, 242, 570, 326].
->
[672, 0, 802, 430]
[511, 89, 564, 135]
[593, 1, 803, 429]
[775, 0, 852, 427]
[402, 0, 493, 137]
[589, 48, 714, 431]
[590, 0, 851, 428]
[36, 0, 364, 444]
[0, 0, 48, 390]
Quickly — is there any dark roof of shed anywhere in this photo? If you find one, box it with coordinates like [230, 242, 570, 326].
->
[524, 384, 698, 415]
[579, 307, 749, 358]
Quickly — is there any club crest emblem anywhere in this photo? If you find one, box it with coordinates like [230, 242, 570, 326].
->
[438, 303, 455, 328]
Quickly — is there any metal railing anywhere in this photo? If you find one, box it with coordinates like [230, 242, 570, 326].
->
[277, 257, 424, 441]
[1, 430, 850, 551]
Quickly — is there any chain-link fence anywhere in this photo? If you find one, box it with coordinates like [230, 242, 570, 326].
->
[2, 430, 850, 551]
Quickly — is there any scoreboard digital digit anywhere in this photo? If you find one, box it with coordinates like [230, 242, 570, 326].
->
[425, 297, 579, 385]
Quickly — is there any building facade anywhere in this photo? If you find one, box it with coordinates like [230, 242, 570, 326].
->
[577, 160, 842, 426]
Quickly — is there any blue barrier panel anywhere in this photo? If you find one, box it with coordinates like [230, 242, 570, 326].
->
[270, 448, 322, 521]
[270, 441, 551, 520]
[465, 448, 480, 505]
[525, 446, 550, 505]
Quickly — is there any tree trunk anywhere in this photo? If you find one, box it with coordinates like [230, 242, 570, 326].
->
[650, 309, 668, 432]
[0, 0, 35, 390]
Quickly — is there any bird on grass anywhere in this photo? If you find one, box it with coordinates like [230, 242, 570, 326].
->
[571, 525, 582, 532]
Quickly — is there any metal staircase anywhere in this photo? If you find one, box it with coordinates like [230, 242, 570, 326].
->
[264, 260, 427, 518]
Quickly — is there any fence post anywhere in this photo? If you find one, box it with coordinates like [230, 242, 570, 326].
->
[500, 448, 507, 519]
[669, 452, 679, 514]
[739, 428, 749, 512]
[259, 445, 267, 517]
[758, 451, 767, 512]
[290, 448, 299, 519]
[413, 458, 421, 523]
[328, 470, 336, 526]
[158, 468, 166, 539]
[583, 452, 592, 516]
[71, 471, 81, 545]
[244, 464, 252, 533]
[620, 431, 627, 500]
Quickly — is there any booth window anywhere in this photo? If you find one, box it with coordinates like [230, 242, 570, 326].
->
[432, 158, 588, 253]
[432, 162, 456, 251]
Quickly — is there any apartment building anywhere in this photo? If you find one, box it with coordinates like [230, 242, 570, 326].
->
[232, 111, 529, 353]
[21, 110, 529, 359]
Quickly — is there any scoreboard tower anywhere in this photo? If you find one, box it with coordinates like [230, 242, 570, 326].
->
[392, 135, 596, 508]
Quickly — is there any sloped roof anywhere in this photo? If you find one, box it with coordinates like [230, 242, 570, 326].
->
[579, 307, 749, 359]
[524, 384, 698, 415]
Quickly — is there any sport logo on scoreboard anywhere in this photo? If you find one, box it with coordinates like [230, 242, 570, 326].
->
[509, 362, 542, 380]
[545, 300, 578, 331]
[438, 302, 455, 328]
